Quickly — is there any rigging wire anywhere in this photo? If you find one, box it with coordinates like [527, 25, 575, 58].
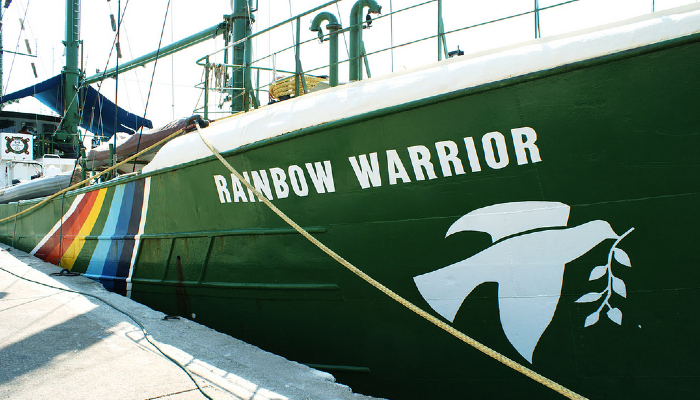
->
[6, 0, 52, 149]
[335, 1, 349, 59]
[194, 67, 205, 114]
[114, 0, 121, 161]
[287, 0, 295, 48]
[2, 0, 53, 138]
[390, 0, 393, 72]
[0, 1, 9, 20]
[3, 0, 31, 93]
[13, 0, 46, 78]
[118, 20, 155, 137]
[170, 0, 175, 120]
[108, 2, 145, 114]
[131, 0, 172, 172]
[119, 27, 146, 114]
[84, 0, 131, 140]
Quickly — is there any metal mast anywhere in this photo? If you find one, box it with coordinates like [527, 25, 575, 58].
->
[60, 0, 80, 141]
[231, 0, 253, 112]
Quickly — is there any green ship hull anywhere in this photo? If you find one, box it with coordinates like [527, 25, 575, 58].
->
[1, 8, 699, 400]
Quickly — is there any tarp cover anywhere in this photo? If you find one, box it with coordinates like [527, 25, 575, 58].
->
[0, 75, 152, 138]
[85, 116, 206, 174]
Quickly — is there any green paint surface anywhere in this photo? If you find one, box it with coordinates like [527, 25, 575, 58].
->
[1, 34, 699, 400]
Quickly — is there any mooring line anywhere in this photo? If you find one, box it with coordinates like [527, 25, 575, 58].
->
[195, 123, 588, 400]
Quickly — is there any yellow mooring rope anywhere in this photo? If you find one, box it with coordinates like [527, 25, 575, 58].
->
[0, 127, 187, 224]
[195, 123, 588, 400]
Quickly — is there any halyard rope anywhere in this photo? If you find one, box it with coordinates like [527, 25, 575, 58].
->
[195, 123, 588, 400]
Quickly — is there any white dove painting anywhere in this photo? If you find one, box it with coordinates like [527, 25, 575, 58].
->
[414, 201, 633, 363]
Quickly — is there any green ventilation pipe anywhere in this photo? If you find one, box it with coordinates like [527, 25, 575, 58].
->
[349, 0, 381, 81]
[310, 12, 341, 87]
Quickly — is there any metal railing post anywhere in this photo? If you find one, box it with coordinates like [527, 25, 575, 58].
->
[535, 0, 541, 38]
[362, 42, 371, 78]
[204, 56, 210, 120]
[294, 17, 309, 96]
[295, 18, 300, 96]
[244, 38, 250, 111]
[349, 0, 381, 81]
[255, 67, 260, 106]
[438, 0, 443, 61]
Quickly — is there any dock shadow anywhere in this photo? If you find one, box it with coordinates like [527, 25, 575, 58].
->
[0, 313, 109, 385]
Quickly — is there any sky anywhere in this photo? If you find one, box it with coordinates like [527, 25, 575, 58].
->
[1, 0, 697, 140]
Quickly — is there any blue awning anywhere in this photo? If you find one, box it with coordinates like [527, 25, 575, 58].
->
[0, 75, 152, 138]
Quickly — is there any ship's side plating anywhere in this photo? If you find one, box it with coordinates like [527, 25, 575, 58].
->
[1, 8, 699, 400]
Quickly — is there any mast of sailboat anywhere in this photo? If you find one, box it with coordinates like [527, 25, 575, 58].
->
[231, 0, 254, 112]
[61, 0, 80, 141]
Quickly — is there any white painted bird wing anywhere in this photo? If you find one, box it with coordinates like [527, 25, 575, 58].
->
[445, 201, 570, 241]
[416, 217, 621, 363]
[414, 247, 507, 322]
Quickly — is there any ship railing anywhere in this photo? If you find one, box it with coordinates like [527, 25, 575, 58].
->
[192, 0, 649, 119]
[193, 0, 338, 118]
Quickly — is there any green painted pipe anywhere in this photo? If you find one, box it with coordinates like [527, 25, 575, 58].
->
[203, 56, 210, 120]
[310, 12, 341, 87]
[231, 0, 254, 112]
[83, 22, 228, 85]
[349, 0, 381, 81]
[62, 0, 81, 138]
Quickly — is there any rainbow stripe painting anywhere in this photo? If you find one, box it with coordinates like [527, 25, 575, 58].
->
[31, 178, 151, 295]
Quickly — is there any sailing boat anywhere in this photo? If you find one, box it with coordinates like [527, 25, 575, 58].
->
[0, 0, 152, 203]
[1, 1, 699, 399]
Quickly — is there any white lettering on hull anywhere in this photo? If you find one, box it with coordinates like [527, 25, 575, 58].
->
[348, 153, 381, 189]
[349, 126, 541, 188]
[212, 127, 542, 204]
[213, 161, 335, 203]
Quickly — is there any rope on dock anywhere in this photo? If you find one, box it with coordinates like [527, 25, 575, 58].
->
[195, 122, 589, 400]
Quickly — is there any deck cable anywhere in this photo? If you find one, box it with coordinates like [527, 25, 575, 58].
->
[195, 121, 589, 400]
[0, 263, 214, 400]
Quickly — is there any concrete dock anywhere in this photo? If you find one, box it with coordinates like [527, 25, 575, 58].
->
[0, 247, 382, 400]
